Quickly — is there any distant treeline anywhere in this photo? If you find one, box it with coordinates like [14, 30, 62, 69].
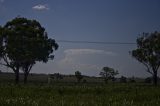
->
[0, 72, 159, 85]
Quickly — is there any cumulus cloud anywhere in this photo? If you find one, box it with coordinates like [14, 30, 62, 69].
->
[64, 49, 117, 56]
[61, 49, 117, 65]
[32, 4, 49, 11]
[57, 56, 101, 76]
[55, 49, 117, 75]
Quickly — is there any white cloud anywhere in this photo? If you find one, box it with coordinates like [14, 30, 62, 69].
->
[55, 49, 117, 76]
[64, 49, 117, 56]
[61, 49, 117, 65]
[32, 4, 49, 11]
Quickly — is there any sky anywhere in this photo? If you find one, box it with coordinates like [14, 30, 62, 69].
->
[0, 0, 160, 77]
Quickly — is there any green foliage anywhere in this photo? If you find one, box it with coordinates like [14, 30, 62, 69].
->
[0, 17, 58, 84]
[145, 77, 152, 83]
[131, 31, 160, 85]
[75, 71, 83, 83]
[100, 66, 119, 83]
[49, 73, 63, 80]
[83, 79, 87, 83]
[129, 77, 136, 83]
[3, 17, 58, 64]
[120, 76, 127, 83]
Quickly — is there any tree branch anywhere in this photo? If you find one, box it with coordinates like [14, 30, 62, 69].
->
[0, 62, 8, 67]
[1, 55, 16, 72]
[26, 64, 33, 74]
[142, 62, 153, 75]
[28, 64, 33, 72]
[3, 55, 10, 67]
[155, 64, 160, 72]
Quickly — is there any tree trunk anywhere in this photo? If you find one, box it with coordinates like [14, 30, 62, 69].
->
[24, 72, 29, 84]
[15, 70, 19, 84]
[153, 71, 157, 86]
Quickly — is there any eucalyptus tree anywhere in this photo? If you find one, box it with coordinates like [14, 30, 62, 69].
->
[0, 17, 58, 84]
[131, 31, 160, 86]
[75, 71, 83, 83]
[100, 66, 118, 84]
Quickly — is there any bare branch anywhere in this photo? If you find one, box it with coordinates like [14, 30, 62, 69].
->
[28, 64, 33, 72]
[155, 64, 160, 72]
[3, 55, 10, 67]
[0, 62, 8, 67]
[142, 62, 153, 75]
[1, 55, 16, 72]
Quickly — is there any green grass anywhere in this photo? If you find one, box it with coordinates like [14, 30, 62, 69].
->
[0, 83, 160, 106]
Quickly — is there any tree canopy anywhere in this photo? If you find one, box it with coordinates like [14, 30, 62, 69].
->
[0, 17, 58, 84]
[75, 71, 83, 83]
[100, 66, 118, 83]
[131, 31, 160, 85]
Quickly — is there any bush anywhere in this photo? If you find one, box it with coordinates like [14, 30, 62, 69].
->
[129, 77, 136, 83]
[145, 77, 152, 83]
[82, 79, 87, 83]
[120, 76, 127, 83]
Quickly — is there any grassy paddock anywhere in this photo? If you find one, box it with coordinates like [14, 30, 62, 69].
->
[0, 83, 160, 106]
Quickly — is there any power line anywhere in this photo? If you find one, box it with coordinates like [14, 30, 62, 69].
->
[57, 40, 136, 45]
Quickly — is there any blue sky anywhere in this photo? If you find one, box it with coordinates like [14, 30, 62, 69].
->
[0, 0, 160, 77]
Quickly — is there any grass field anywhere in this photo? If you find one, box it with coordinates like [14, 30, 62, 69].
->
[0, 83, 160, 106]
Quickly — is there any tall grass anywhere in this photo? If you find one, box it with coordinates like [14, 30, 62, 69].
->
[0, 83, 159, 106]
